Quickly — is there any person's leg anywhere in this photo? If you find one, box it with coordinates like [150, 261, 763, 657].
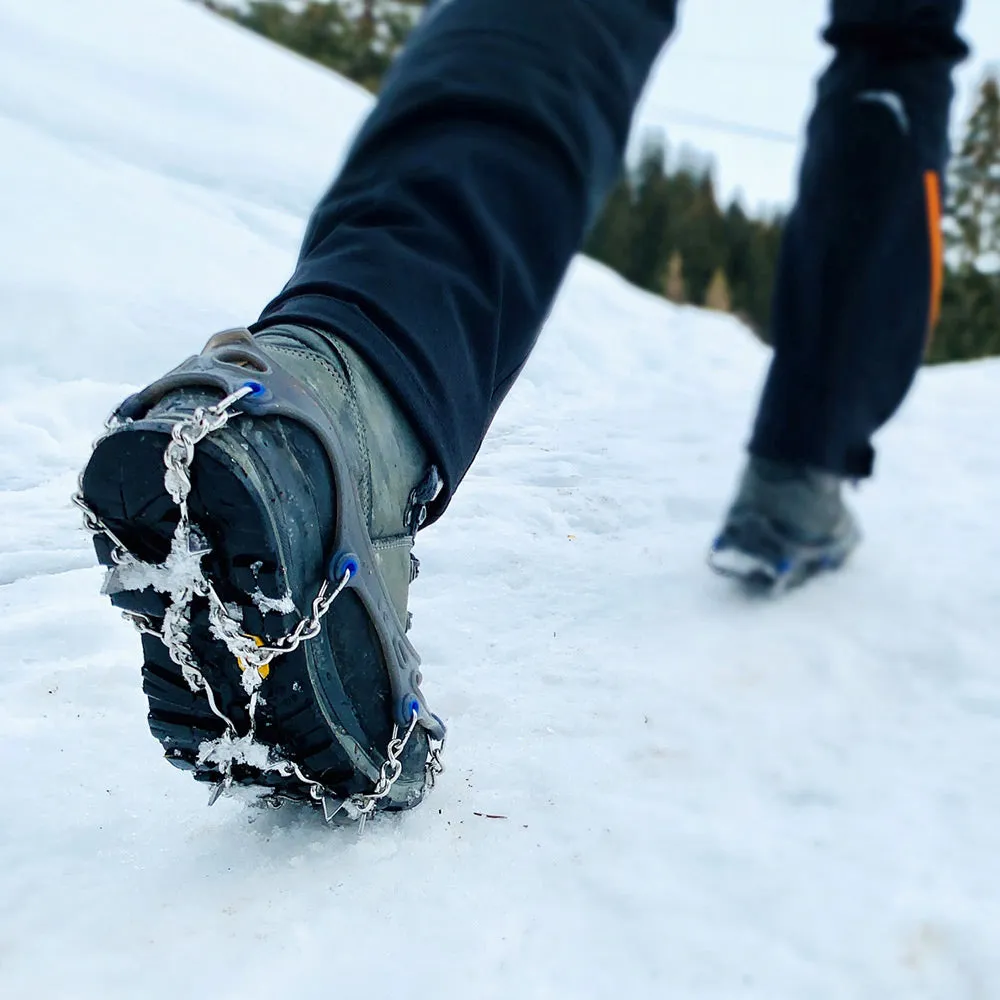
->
[712, 0, 967, 590]
[254, 0, 680, 520]
[78, 0, 683, 817]
[750, 0, 968, 477]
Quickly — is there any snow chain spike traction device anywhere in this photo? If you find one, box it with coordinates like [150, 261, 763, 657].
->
[74, 379, 445, 832]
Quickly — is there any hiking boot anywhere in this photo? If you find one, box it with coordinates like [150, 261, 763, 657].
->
[708, 456, 861, 592]
[76, 325, 445, 823]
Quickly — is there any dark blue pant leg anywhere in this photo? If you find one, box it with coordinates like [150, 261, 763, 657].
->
[749, 0, 968, 478]
[255, 0, 678, 513]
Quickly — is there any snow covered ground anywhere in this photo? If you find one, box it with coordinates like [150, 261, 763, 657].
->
[3, 1, 1000, 997]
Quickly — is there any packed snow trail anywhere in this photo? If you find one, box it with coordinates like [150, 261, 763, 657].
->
[2, 2, 1000, 997]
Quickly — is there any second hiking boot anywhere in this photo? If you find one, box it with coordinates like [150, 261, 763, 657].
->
[709, 456, 861, 592]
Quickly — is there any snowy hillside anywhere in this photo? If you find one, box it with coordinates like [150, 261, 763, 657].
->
[3, 2, 1000, 998]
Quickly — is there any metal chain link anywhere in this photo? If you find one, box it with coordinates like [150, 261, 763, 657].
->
[206, 569, 354, 676]
[74, 386, 444, 826]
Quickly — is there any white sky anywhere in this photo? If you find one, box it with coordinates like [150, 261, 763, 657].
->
[637, 0, 1000, 214]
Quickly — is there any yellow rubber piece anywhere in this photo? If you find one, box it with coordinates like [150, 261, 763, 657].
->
[237, 635, 269, 679]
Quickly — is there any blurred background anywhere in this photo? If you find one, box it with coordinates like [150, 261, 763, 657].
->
[192, 0, 1000, 365]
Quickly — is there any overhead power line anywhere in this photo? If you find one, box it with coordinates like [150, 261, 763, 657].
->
[643, 105, 801, 145]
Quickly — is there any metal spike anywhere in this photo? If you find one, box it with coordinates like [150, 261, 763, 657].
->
[321, 796, 347, 824]
[207, 774, 232, 807]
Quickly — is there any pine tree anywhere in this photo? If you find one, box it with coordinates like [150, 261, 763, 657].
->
[628, 135, 673, 292]
[930, 72, 1000, 363]
[703, 267, 732, 312]
[662, 251, 687, 304]
[928, 268, 1000, 363]
[949, 74, 1000, 273]
[584, 130, 783, 336]
[584, 176, 634, 277]
[672, 170, 725, 307]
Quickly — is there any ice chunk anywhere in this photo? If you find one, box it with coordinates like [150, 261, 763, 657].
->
[101, 526, 210, 602]
[251, 588, 297, 615]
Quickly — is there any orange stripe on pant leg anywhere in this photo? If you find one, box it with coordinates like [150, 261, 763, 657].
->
[924, 170, 944, 345]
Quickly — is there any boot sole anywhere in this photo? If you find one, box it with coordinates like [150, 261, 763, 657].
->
[80, 406, 429, 812]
